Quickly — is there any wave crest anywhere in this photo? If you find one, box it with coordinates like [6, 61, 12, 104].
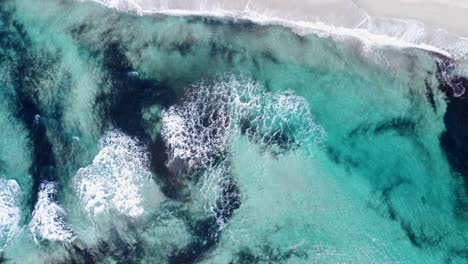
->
[74, 130, 156, 218]
[162, 75, 325, 171]
[0, 179, 21, 251]
[29, 181, 75, 243]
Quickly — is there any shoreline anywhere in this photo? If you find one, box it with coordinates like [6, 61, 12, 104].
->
[87, 0, 468, 37]
[85, 0, 468, 71]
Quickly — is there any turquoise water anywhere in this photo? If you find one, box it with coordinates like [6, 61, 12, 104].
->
[0, 0, 467, 263]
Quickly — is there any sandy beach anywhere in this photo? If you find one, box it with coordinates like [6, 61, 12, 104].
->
[355, 0, 468, 37]
[92, 0, 468, 37]
[89, 0, 468, 64]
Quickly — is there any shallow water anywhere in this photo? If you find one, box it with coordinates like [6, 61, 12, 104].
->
[0, 0, 467, 263]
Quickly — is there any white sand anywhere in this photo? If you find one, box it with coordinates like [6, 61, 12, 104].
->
[92, 0, 467, 36]
[91, 0, 368, 27]
[88, 0, 468, 62]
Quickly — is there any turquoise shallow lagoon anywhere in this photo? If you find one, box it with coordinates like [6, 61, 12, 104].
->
[0, 0, 467, 263]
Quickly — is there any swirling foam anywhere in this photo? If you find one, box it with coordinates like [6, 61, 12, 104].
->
[0, 179, 21, 251]
[162, 75, 325, 170]
[161, 79, 242, 169]
[29, 181, 75, 243]
[246, 90, 326, 153]
[74, 130, 155, 218]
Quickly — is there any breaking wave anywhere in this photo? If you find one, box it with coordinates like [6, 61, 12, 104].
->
[0, 179, 21, 251]
[29, 182, 75, 243]
[162, 75, 325, 171]
[73, 130, 159, 218]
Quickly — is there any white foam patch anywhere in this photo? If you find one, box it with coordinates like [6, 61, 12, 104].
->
[29, 181, 75, 243]
[249, 90, 326, 152]
[161, 79, 239, 169]
[162, 75, 325, 170]
[74, 130, 157, 218]
[0, 179, 21, 251]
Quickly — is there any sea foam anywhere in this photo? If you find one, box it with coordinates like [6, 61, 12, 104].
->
[74, 130, 160, 218]
[82, 0, 468, 63]
[162, 75, 325, 171]
[0, 179, 21, 251]
[29, 182, 75, 243]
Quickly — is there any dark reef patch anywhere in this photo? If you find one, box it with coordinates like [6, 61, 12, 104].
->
[168, 168, 241, 264]
[0, 160, 7, 175]
[261, 50, 279, 64]
[0, 253, 8, 264]
[106, 228, 146, 264]
[239, 118, 299, 155]
[187, 16, 261, 33]
[94, 41, 183, 199]
[436, 61, 468, 193]
[229, 245, 308, 264]
[440, 94, 468, 187]
[368, 180, 446, 249]
[69, 23, 91, 39]
[400, 222, 424, 248]
[348, 117, 416, 138]
[171, 39, 195, 56]
[231, 248, 261, 264]
[425, 78, 437, 111]
[92, 40, 243, 262]
[325, 145, 360, 169]
[95, 41, 178, 138]
[373, 117, 416, 136]
[167, 217, 218, 264]
[325, 146, 341, 165]
[64, 244, 99, 264]
[436, 59, 468, 218]
[400, 221, 443, 249]
[0, 8, 61, 210]
[439, 83, 468, 219]
[149, 135, 185, 199]
[57, 232, 144, 264]
[209, 42, 239, 64]
[446, 248, 468, 264]
[369, 179, 407, 221]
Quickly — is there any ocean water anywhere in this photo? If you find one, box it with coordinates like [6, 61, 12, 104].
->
[0, 0, 467, 263]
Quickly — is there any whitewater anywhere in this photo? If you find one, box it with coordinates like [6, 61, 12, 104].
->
[0, 0, 466, 263]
